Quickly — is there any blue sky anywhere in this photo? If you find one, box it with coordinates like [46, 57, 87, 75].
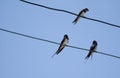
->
[1, 0, 120, 78]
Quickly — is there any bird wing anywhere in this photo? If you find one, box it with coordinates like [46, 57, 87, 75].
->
[85, 45, 96, 59]
[51, 38, 67, 58]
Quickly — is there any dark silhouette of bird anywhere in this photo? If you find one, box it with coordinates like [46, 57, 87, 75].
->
[52, 34, 69, 57]
[85, 40, 98, 59]
[73, 8, 89, 24]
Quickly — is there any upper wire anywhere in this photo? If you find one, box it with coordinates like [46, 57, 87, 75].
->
[20, 0, 120, 29]
[0, 27, 120, 59]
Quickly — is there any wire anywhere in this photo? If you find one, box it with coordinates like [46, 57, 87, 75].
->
[20, 0, 77, 16]
[0, 27, 120, 59]
[20, 0, 120, 29]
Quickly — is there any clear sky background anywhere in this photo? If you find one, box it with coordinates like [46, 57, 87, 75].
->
[1, 0, 120, 78]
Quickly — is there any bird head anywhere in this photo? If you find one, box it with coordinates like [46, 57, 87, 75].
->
[84, 8, 89, 12]
[64, 34, 69, 40]
[93, 40, 98, 46]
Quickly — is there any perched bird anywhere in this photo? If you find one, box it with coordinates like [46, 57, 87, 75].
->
[73, 8, 89, 24]
[52, 34, 69, 57]
[85, 40, 98, 59]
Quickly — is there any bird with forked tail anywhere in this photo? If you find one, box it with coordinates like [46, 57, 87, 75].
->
[52, 34, 69, 58]
[85, 40, 98, 59]
[73, 8, 89, 24]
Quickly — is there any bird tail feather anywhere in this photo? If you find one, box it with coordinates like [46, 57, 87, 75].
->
[85, 52, 91, 59]
[51, 53, 56, 58]
[72, 20, 77, 24]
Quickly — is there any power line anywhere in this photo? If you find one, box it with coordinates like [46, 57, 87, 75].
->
[0, 27, 120, 59]
[20, 0, 77, 16]
[20, 0, 120, 29]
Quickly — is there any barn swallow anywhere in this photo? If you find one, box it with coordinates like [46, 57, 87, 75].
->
[85, 40, 98, 59]
[73, 8, 89, 24]
[52, 34, 69, 57]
